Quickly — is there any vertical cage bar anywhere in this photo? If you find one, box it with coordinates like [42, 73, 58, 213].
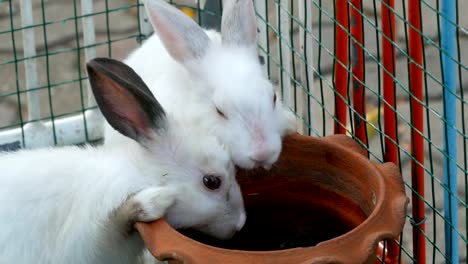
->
[349, 0, 367, 151]
[73, 0, 88, 141]
[81, 0, 97, 106]
[254, 0, 268, 77]
[441, 0, 459, 262]
[381, 0, 398, 164]
[8, 0, 25, 147]
[19, 0, 40, 121]
[408, 0, 426, 262]
[316, 0, 326, 137]
[454, 0, 468, 259]
[277, 0, 292, 110]
[381, 4, 405, 261]
[333, 0, 349, 135]
[298, 0, 314, 135]
[139, 0, 154, 40]
[40, 0, 57, 145]
[105, 0, 112, 57]
[371, 0, 385, 159]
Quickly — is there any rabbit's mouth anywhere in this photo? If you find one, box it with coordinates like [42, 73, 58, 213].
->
[232, 154, 276, 170]
[253, 162, 271, 170]
[261, 163, 272, 170]
[233, 161, 271, 171]
[251, 160, 273, 170]
[180, 223, 239, 241]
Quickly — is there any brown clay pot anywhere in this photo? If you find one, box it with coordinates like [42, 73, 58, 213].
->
[136, 134, 409, 264]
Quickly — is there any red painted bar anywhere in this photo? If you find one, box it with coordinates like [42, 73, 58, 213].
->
[381, 0, 402, 262]
[333, 0, 349, 134]
[349, 0, 368, 152]
[408, 0, 426, 262]
[381, 0, 398, 164]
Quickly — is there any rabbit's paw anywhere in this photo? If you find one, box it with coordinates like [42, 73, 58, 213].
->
[131, 186, 178, 222]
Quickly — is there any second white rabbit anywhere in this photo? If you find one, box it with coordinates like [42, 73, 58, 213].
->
[104, 0, 296, 170]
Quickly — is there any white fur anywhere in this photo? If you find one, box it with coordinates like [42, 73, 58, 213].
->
[0, 61, 245, 264]
[104, 0, 296, 170]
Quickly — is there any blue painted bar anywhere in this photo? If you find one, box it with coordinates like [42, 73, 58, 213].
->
[441, 0, 458, 262]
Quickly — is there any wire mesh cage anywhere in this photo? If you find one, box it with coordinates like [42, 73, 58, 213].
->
[0, 0, 466, 263]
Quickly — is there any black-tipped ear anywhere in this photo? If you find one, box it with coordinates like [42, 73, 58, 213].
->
[86, 57, 167, 143]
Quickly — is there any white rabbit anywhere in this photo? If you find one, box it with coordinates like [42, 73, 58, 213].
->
[104, 0, 296, 170]
[0, 58, 246, 264]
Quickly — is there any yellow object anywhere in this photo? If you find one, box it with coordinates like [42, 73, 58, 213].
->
[346, 106, 384, 140]
[179, 7, 196, 19]
[365, 106, 383, 139]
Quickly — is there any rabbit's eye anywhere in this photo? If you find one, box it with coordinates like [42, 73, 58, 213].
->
[215, 107, 227, 119]
[203, 175, 222, 190]
[273, 93, 277, 108]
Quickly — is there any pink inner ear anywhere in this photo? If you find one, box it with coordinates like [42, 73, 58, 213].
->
[151, 16, 190, 63]
[97, 72, 152, 137]
[243, 0, 258, 45]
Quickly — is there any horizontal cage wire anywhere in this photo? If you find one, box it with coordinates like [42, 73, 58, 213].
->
[0, 0, 466, 263]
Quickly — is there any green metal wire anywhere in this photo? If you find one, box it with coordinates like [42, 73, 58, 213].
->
[0, 77, 87, 98]
[289, 0, 297, 115]
[196, 0, 201, 28]
[312, 46, 467, 182]
[345, 4, 355, 139]
[401, 1, 422, 260]
[1, 35, 141, 66]
[267, 2, 317, 135]
[265, 0, 272, 87]
[105, 0, 112, 57]
[436, 6, 459, 261]
[264, 0, 271, 84]
[0, 105, 99, 130]
[318, 2, 466, 108]
[371, 0, 386, 164]
[425, 0, 439, 261]
[323, 24, 468, 146]
[316, 0, 326, 137]
[302, 0, 312, 136]
[136, 0, 147, 44]
[72, 0, 89, 142]
[276, 1, 285, 100]
[0, 5, 139, 36]
[8, 0, 25, 146]
[40, 0, 57, 145]
[349, 0, 369, 153]
[379, 0, 466, 73]
[455, 1, 468, 260]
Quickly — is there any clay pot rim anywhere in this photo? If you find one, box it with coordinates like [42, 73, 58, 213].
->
[145, 219, 325, 255]
[316, 135, 387, 239]
[136, 134, 409, 263]
[138, 134, 392, 253]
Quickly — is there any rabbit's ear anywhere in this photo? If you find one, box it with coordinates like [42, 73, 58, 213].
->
[221, 0, 257, 48]
[143, 0, 210, 63]
[87, 58, 167, 143]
